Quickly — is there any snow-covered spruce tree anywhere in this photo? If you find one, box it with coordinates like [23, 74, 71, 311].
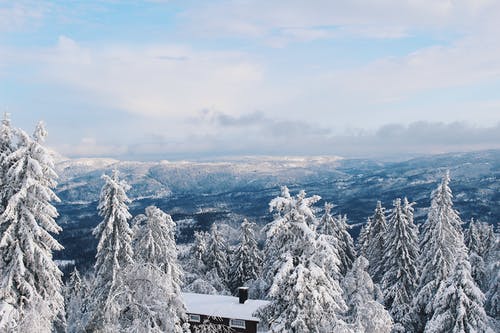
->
[205, 223, 230, 287]
[229, 219, 262, 293]
[342, 256, 393, 333]
[183, 230, 226, 295]
[259, 187, 347, 332]
[317, 203, 356, 276]
[412, 171, 466, 332]
[465, 219, 496, 291]
[85, 170, 134, 332]
[365, 201, 388, 283]
[356, 217, 371, 257]
[485, 230, 499, 319]
[115, 205, 188, 333]
[65, 268, 88, 333]
[424, 249, 492, 333]
[0, 122, 65, 332]
[381, 198, 419, 332]
[0, 113, 16, 215]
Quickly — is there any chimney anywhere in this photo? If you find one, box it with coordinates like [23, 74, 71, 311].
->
[238, 287, 249, 304]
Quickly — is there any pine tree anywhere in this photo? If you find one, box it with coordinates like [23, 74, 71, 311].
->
[116, 206, 188, 332]
[318, 203, 356, 276]
[357, 217, 371, 257]
[365, 201, 388, 283]
[484, 230, 499, 319]
[65, 268, 88, 333]
[342, 256, 393, 333]
[424, 250, 492, 333]
[85, 170, 133, 331]
[465, 219, 496, 291]
[381, 198, 419, 332]
[412, 171, 466, 331]
[0, 113, 16, 215]
[205, 224, 230, 287]
[229, 219, 262, 293]
[0, 122, 65, 332]
[259, 187, 346, 332]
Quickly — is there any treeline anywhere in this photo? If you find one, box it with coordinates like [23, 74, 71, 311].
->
[0, 116, 499, 332]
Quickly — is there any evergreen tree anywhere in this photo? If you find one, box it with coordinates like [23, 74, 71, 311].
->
[205, 224, 230, 286]
[259, 187, 346, 332]
[484, 231, 499, 319]
[318, 203, 356, 276]
[65, 268, 88, 333]
[412, 171, 466, 331]
[342, 256, 393, 333]
[85, 170, 133, 332]
[365, 201, 388, 283]
[465, 219, 496, 291]
[357, 217, 371, 257]
[229, 219, 262, 293]
[0, 122, 64, 332]
[424, 250, 492, 333]
[116, 206, 188, 332]
[381, 198, 419, 332]
[0, 113, 16, 214]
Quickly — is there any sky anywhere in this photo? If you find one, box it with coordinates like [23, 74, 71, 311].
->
[1, 0, 500, 160]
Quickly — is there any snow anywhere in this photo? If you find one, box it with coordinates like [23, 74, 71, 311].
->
[181, 292, 269, 322]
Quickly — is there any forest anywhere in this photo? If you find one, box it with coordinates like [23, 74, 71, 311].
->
[0, 117, 498, 332]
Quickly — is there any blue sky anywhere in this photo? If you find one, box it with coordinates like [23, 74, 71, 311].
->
[1, 0, 500, 160]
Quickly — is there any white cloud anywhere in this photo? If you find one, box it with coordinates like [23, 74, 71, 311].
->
[0, 1, 47, 32]
[181, 0, 500, 43]
[34, 36, 264, 121]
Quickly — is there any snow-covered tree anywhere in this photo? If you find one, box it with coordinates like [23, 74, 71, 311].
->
[465, 219, 496, 291]
[412, 171, 467, 331]
[365, 201, 388, 283]
[356, 217, 371, 257]
[65, 268, 88, 333]
[342, 256, 393, 333]
[115, 205, 188, 332]
[424, 249, 492, 333]
[229, 219, 262, 293]
[85, 170, 133, 332]
[317, 203, 356, 276]
[0, 122, 64, 332]
[381, 198, 419, 332]
[259, 187, 347, 332]
[485, 230, 499, 319]
[205, 224, 230, 286]
[0, 113, 16, 215]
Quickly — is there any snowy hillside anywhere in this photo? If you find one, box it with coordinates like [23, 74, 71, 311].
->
[53, 150, 500, 268]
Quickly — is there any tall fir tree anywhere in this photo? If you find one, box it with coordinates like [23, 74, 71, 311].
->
[229, 219, 262, 293]
[484, 230, 499, 319]
[357, 217, 371, 257]
[381, 198, 419, 332]
[259, 187, 347, 332]
[0, 122, 64, 332]
[465, 219, 496, 291]
[205, 223, 230, 288]
[0, 113, 16, 215]
[116, 206, 188, 332]
[365, 201, 388, 283]
[318, 203, 356, 276]
[412, 171, 467, 332]
[424, 250, 492, 333]
[65, 268, 88, 333]
[85, 170, 133, 332]
[342, 256, 393, 333]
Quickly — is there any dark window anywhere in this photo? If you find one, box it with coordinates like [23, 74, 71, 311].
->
[229, 319, 246, 329]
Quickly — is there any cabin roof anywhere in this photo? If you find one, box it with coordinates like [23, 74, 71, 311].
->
[182, 292, 270, 322]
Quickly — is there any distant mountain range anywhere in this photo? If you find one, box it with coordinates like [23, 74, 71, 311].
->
[53, 150, 500, 270]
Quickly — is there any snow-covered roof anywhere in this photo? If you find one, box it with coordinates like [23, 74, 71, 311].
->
[182, 292, 270, 322]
